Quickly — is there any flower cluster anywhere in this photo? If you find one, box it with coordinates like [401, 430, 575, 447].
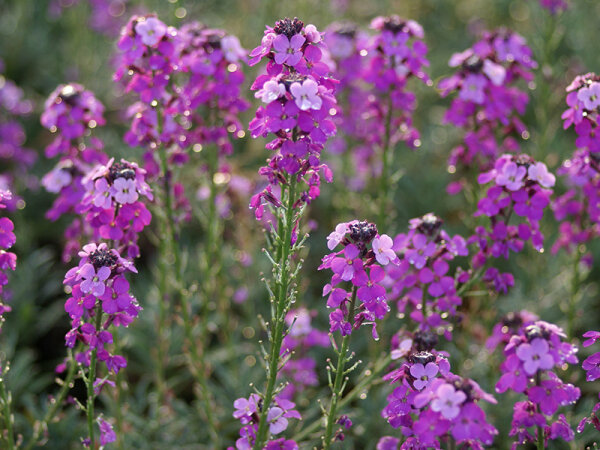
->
[319, 220, 397, 339]
[494, 319, 579, 446]
[386, 213, 469, 337]
[0, 61, 35, 203]
[381, 331, 498, 448]
[78, 158, 153, 258]
[63, 243, 140, 372]
[41, 83, 109, 261]
[231, 394, 301, 449]
[439, 29, 537, 190]
[553, 73, 600, 259]
[248, 17, 337, 218]
[577, 331, 600, 433]
[177, 22, 249, 156]
[472, 153, 555, 291]
[0, 190, 16, 323]
[323, 17, 429, 191]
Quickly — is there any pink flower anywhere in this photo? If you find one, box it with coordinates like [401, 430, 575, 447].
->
[326, 222, 348, 250]
[431, 383, 466, 419]
[372, 234, 397, 265]
[483, 59, 506, 86]
[255, 80, 286, 104]
[267, 407, 288, 434]
[290, 79, 322, 111]
[135, 17, 167, 46]
[93, 178, 113, 209]
[459, 74, 486, 104]
[272, 34, 305, 66]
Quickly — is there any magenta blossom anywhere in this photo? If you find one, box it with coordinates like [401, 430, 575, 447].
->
[516, 338, 554, 375]
[78, 263, 111, 297]
[134, 17, 167, 46]
[272, 33, 305, 66]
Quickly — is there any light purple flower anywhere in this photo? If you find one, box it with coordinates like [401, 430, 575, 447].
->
[496, 161, 526, 191]
[372, 234, 397, 265]
[42, 167, 72, 193]
[98, 417, 116, 446]
[135, 17, 167, 47]
[272, 34, 305, 66]
[221, 35, 244, 63]
[111, 178, 139, 204]
[290, 79, 322, 111]
[255, 80, 286, 104]
[577, 82, 600, 110]
[327, 223, 348, 250]
[516, 338, 554, 375]
[78, 263, 111, 297]
[267, 407, 288, 434]
[527, 162, 555, 188]
[410, 362, 439, 390]
[430, 383, 466, 419]
[93, 178, 113, 209]
[483, 59, 506, 86]
[304, 24, 321, 43]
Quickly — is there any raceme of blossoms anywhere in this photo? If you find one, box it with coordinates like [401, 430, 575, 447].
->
[493, 318, 580, 447]
[471, 153, 555, 292]
[77, 158, 153, 259]
[320, 220, 398, 340]
[41, 83, 109, 261]
[248, 17, 337, 219]
[385, 213, 469, 338]
[0, 61, 35, 203]
[323, 16, 429, 195]
[380, 331, 498, 448]
[439, 29, 537, 191]
[0, 190, 16, 324]
[553, 73, 600, 258]
[578, 330, 600, 433]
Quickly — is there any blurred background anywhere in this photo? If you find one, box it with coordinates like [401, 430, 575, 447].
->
[1, 0, 600, 448]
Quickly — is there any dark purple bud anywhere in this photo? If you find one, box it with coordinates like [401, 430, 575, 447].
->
[273, 17, 304, 39]
[410, 351, 436, 365]
[413, 330, 438, 352]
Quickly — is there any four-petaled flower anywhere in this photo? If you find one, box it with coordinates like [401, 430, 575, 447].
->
[78, 263, 111, 297]
[431, 383, 467, 419]
[516, 338, 554, 375]
[290, 79, 322, 111]
[272, 34, 305, 66]
[135, 17, 167, 47]
[372, 234, 397, 265]
[410, 362, 439, 390]
[112, 178, 139, 204]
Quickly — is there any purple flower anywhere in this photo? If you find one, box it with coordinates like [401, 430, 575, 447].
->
[267, 407, 288, 435]
[482, 59, 506, 86]
[430, 383, 466, 419]
[516, 338, 554, 375]
[78, 263, 111, 297]
[93, 178, 113, 209]
[327, 222, 348, 250]
[496, 161, 526, 191]
[410, 362, 439, 390]
[330, 244, 360, 281]
[272, 34, 305, 66]
[290, 79, 322, 111]
[583, 352, 600, 381]
[459, 74, 486, 104]
[135, 17, 167, 46]
[372, 234, 397, 265]
[98, 417, 116, 446]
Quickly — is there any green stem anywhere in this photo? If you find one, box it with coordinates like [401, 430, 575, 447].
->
[253, 177, 298, 450]
[85, 307, 103, 447]
[293, 353, 393, 443]
[567, 248, 582, 339]
[23, 349, 79, 450]
[0, 374, 14, 450]
[323, 288, 357, 449]
[378, 95, 394, 228]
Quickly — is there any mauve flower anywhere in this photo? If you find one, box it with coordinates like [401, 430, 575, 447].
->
[483, 59, 506, 86]
[460, 74, 486, 104]
[267, 407, 288, 434]
[290, 79, 322, 111]
[516, 338, 554, 375]
[135, 17, 167, 46]
[78, 263, 111, 297]
[430, 383, 466, 419]
[111, 177, 139, 204]
[327, 222, 348, 250]
[583, 352, 600, 381]
[98, 417, 116, 446]
[577, 82, 600, 110]
[272, 34, 305, 66]
[93, 178, 113, 209]
[496, 161, 526, 191]
[527, 162, 555, 188]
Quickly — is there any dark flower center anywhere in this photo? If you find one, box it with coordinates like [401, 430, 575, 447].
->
[381, 16, 406, 34]
[501, 312, 523, 329]
[414, 330, 438, 352]
[274, 17, 304, 39]
[109, 162, 136, 182]
[89, 249, 117, 269]
[410, 351, 435, 365]
[463, 55, 483, 73]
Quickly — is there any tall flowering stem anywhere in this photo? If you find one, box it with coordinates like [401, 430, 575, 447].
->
[236, 17, 337, 449]
[319, 220, 397, 446]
